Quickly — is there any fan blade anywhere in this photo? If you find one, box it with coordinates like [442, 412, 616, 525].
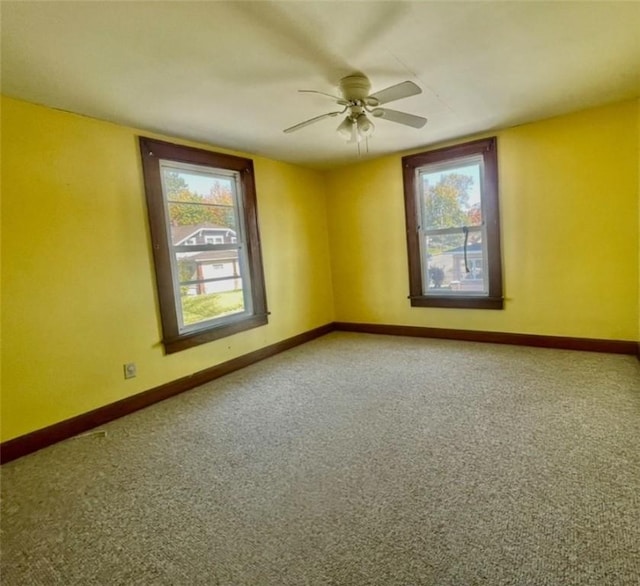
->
[371, 108, 427, 129]
[283, 111, 342, 133]
[299, 90, 348, 104]
[368, 81, 422, 106]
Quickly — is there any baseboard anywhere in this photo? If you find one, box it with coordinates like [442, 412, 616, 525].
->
[0, 323, 334, 465]
[3, 321, 635, 464]
[333, 322, 637, 355]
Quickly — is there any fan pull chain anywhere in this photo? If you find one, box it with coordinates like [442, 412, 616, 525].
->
[355, 137, 371, 158]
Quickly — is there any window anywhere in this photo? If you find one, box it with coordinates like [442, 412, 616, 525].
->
[402, 137, 503, 309]
[139, 137, 268, 353]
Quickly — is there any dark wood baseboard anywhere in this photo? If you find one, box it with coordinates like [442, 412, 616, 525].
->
[3, 321, 636, 464]
[333, 322, 637, 355]
[0, 323, 334, 465]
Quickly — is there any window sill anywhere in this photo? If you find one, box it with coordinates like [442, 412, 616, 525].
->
[163, 313, 269, 354]
[409, 296, 504, 310]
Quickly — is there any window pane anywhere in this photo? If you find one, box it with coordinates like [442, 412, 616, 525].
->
[179, 279, 246, 326]
[176, 250, 240, 282]
[162, 164, 238, 246]
[163, 168, 235, 205]
[424, 231, 486, 294]
[420, 160, 483, 230]
[168, 202, 237, 245]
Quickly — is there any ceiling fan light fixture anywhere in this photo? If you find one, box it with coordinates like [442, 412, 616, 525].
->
[337, 113, 375, 144]
[336, 116, 354, 140]
[356, 114, 374, 137]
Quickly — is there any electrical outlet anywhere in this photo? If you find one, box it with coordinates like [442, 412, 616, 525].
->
[123, 362, 137, 379]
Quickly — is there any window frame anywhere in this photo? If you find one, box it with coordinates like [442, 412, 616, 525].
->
[402, 137, 503, 310]
[139, 137, 268, 353]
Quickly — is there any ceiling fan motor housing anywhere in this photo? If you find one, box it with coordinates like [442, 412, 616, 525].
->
[339, 74, 372, 102]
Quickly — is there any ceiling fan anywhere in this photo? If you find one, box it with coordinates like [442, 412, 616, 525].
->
[284, 73, 427, 143]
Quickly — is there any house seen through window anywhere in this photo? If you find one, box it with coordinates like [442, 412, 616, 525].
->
[402, 137, 503, 309]
[139, 138, 268, 353]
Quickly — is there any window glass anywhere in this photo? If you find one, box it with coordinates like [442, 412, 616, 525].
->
[423, 230, 487, 294]
[420, 159, 483, 230]
[159, 160, 250, 333]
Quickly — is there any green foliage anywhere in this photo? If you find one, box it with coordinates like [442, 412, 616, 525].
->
[164, 170, 189, 195]
[180, 289, 244, 325]
[177, 259, 197, 296]
[164, 171, 235, 228]
[424, 172, 484, 253]
[425, 172, 473, 230]
[428, 266, 445, 288]
[177, 259, 196, 282]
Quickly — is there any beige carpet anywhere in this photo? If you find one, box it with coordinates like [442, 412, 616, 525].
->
[2, 332, 639, 585]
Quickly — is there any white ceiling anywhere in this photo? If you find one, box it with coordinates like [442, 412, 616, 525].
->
[2, 1, 639, 169]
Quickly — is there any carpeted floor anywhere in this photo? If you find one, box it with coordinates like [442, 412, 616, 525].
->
[1, 332, 639, 585]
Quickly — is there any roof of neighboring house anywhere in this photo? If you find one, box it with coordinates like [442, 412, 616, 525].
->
[443, 242, 483, 255]
[171, 223, 236, 245]
[185, 249, 239, 263]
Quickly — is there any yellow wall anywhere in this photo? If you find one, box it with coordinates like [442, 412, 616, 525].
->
[1, 97, 334, 442]
[326, 100, 639, 341]
[2, 97, 638, 444]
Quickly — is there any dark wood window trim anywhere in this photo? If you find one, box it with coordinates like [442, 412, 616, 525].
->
[139, 137, 268, 353]
[402, 137, 503, 310]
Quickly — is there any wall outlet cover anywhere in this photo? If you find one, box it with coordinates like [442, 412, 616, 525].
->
[123, 362, 137, 379]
